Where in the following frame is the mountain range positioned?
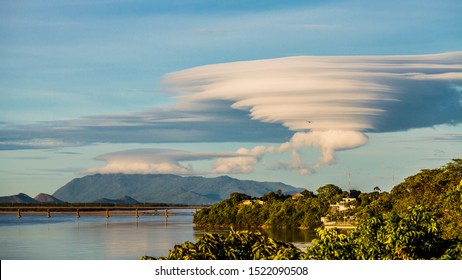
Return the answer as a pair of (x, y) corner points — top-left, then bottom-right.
(0, 193), (63, 204)
(50, 174), (302, 204)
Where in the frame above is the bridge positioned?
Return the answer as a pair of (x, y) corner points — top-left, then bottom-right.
(0, 205), (209, 220)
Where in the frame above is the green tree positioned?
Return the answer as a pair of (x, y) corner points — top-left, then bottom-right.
(143, 229), (304, 260)
(355, 191), (392, 221)
(301, 189), (315, 198)
(316, 184), (343, 204)
(306, 206), (462, 260)
(229, 192), (252, 203)
(390, 159), (462, 240)
(349, 189), (361, 199)
(261, 191), (278, 202)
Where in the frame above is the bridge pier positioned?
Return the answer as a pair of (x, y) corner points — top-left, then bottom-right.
(46, 208), (51, 218)
(17, 209), (21, 219)
(164, 209), (169, 223)
(76, 209), (80, 219)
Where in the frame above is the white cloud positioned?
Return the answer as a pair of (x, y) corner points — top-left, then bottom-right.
(164, 52), (462, 132)
(285, 131), (369, 164)
(84, 161), (192, 175)
(3, 52), (462, 176)
(267, 130), (369, 173)
(211, 156), (258, 174)
(83, 149), (195, 175)
(4, 52), (461, 149)
(82, 148), (263, 175)
(211, 146), (266, 174)
(162, 52), (462, 172)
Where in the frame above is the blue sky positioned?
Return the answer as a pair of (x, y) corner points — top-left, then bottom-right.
(1, 0), (461, 197)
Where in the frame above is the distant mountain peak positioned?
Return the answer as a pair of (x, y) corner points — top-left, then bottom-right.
(52, 174), (303, 204)
(34, 193), (63, 203)
(0, 193), (38, 204)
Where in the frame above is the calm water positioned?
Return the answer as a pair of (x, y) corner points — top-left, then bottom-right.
(0, 211), (315, 260)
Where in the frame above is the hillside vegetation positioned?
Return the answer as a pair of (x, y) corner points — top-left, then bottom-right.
(148, 159), (462, 260)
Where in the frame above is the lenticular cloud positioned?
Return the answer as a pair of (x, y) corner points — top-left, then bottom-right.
(82, 148), (264, 175)
(163, 52), (462, 172)
(164, 52), (462, 132)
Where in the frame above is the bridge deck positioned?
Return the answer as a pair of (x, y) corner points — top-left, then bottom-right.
(0, 205), (208, 218)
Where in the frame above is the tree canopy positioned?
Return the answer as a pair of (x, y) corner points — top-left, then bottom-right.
(306, 206), (462, 260)
(145, 159), (462, 260)
(142, 229), (303, 260)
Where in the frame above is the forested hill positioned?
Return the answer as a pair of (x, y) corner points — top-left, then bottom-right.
(153, 160), (462, 260)
(364, 158), (462, 240)
(52, 174), (302, 204)
(194, 159), (462, 240)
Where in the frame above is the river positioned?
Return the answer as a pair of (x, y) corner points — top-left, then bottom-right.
(0, 211), (316, 260)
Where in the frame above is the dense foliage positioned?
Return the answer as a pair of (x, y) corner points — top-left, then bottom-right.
(142, 229), (303, 260)
(193, 187), (341, 229)
(355, 159), (462, 240)
(145, 160), (462, 260)
(145, 206), (462, 260)
(307, 206), (462, 260)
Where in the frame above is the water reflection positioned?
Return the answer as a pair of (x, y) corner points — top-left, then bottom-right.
(193, 226), (317, 244)
(0, 213), (196, 260)
(0, 212), (316, 260)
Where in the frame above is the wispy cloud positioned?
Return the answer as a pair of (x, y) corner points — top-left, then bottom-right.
(0, 138), (82, 150)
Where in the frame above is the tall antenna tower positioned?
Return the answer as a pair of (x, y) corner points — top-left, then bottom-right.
(348, 172), (351, 189)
